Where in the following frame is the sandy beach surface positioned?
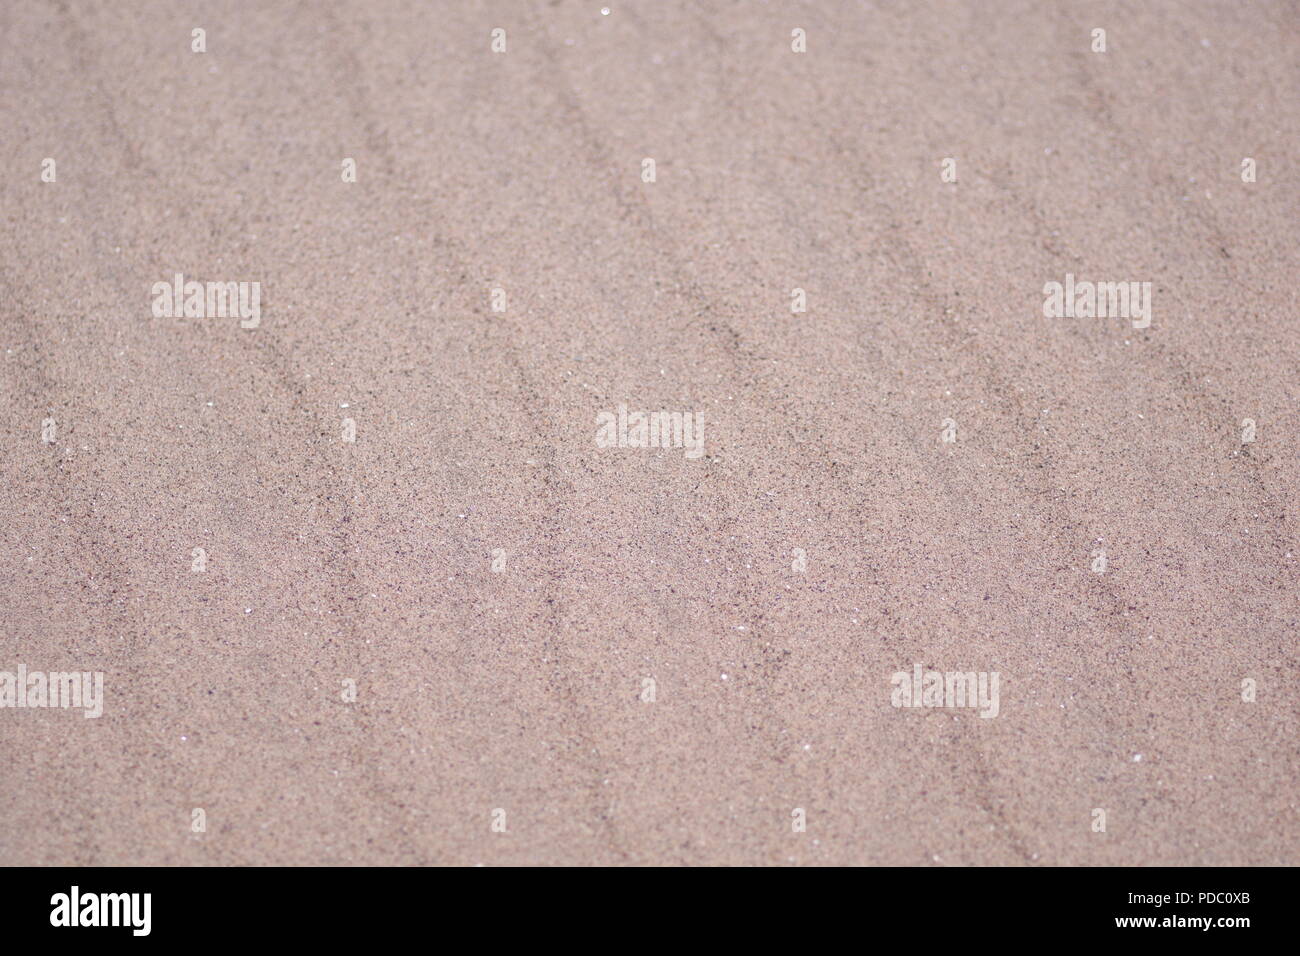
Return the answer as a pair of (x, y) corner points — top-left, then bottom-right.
(1, 0), (1297, 865)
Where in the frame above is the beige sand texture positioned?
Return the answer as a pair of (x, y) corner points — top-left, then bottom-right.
(1, 0), (1297, 866)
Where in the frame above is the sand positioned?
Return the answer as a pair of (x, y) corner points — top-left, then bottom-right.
(1, 0), (1297, 866)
